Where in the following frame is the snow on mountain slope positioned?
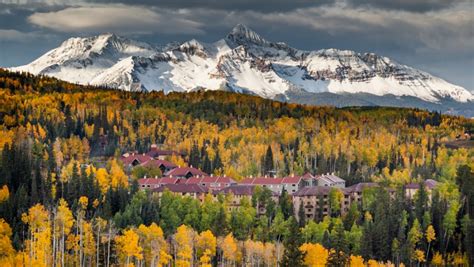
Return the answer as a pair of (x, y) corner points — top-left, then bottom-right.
(11, 24), (474, 105)
(12, 33), (157, 84)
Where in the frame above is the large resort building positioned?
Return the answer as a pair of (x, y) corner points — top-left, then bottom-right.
(126, 145), (439, 221)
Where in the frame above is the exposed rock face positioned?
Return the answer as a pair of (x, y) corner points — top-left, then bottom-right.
(12, 24), (473, 112)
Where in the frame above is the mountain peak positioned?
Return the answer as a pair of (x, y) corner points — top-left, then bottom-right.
(226, 24), (269, 46)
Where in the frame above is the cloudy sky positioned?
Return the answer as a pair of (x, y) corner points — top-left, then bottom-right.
(0, 0), (472, 90)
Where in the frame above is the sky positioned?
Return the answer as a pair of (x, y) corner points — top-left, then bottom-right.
(0, 0), (473, 90)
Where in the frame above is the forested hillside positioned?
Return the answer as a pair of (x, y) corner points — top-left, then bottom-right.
(0, 69), (472, 266)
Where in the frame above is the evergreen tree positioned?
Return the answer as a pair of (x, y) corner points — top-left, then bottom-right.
(328, 219), (349, 266)
(279, 189), (294, 220)
(263, 145), (274, 176)
(298, 201), (306, 227)
(212, 150), (223, 173)
(281, 216), (304, 267)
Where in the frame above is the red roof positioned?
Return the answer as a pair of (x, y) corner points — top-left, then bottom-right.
(138, 178), (162, 186)
(164, 167), (207, 177)
(120, 153), (153, 166)
(282, 175), (303, 184)
(140, 159), (177, 169)
(183, 176), (237, 190)
(301, 173), (315, 180)
(138, 177), (178, 186)
(241, 177), (284, 185)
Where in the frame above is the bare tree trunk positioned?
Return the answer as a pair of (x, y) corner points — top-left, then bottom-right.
(96, 223), (101, 267)
(107, 223), (112, 267)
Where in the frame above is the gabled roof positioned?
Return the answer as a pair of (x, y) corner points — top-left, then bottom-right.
(293, 186), (333, 196)
(138, 177), (178, 186)
(164, 166), (208, 177)
(140, 159), (177, 169)
(405, 179), (438, 190)
(315, 173), (345, 184)
(282, 175), (303, 184)
(185, 176), (237, 185)
(301, 173), (315, 180)
(120, 153), (153, 166)
(146, 148), (181, 158)
(241, 177), (284, 185)
(153, 184), (209, 194)
(345, 182), (379, 193)
(138, 178), (162, 186)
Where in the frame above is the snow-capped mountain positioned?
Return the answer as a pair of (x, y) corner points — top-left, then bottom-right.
(12, 24), (474, 112)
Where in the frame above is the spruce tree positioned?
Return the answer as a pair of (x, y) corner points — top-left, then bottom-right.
(298, 201), (306, 227)
(281, 216), (304, 267)
(263, 145), (274, 176)
(328, 219), (349, 266)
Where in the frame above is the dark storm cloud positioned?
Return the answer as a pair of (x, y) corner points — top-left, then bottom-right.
(85, 0), (335, 12)
(346, 0), (465, 12)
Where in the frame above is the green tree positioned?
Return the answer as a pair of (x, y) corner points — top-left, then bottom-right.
(281, 216), (304, 267)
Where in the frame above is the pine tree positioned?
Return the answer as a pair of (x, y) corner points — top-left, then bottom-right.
(328, 219), (349, 266)
(281, 216), (304, 267)
(263, 145), (274, 176)
(298, 201), (306, 227)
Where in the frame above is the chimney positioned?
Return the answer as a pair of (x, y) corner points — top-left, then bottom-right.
(211, 174), (213, 177)
(155, 176), (158, 179)
(143, 153), (145, 156)
(144, 175), (147, 179)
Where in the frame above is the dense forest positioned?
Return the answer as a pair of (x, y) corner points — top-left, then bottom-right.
(0, 69), (473, 266)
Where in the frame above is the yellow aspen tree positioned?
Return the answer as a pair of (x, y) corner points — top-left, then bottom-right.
(109, 159), (128, 189)
(367, 259), (381, 267)
(0, 185), (9, 203)
(425, 225), (436, 260)
(349, 255), (365, 267)
(413, 249), (426, 265)
(431, 251), (443, 266)
(81, 221), (95, 265)
(174, 225), (194, 267)
(137, 223), (170, 267)
(263, 242), (275, 266)
(199, 249), (212, 267)
(299, 243), (329, 267)
(115, 229), (143, 266)
(22, 204), (52, 267)
(95, 168), (110, 194)
(196, 230), (216, 261)
(53, 198), (74, 267)
(94, 217), (107, 267)
(220, 233), (238, 266)
(0, 219), (15, 265)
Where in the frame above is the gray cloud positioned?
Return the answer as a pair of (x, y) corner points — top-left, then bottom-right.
(28, 4), (204, 34)
(84, 0), (335, 12)
(345, 0), (466, 12)
(0, 0), (472, 90)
